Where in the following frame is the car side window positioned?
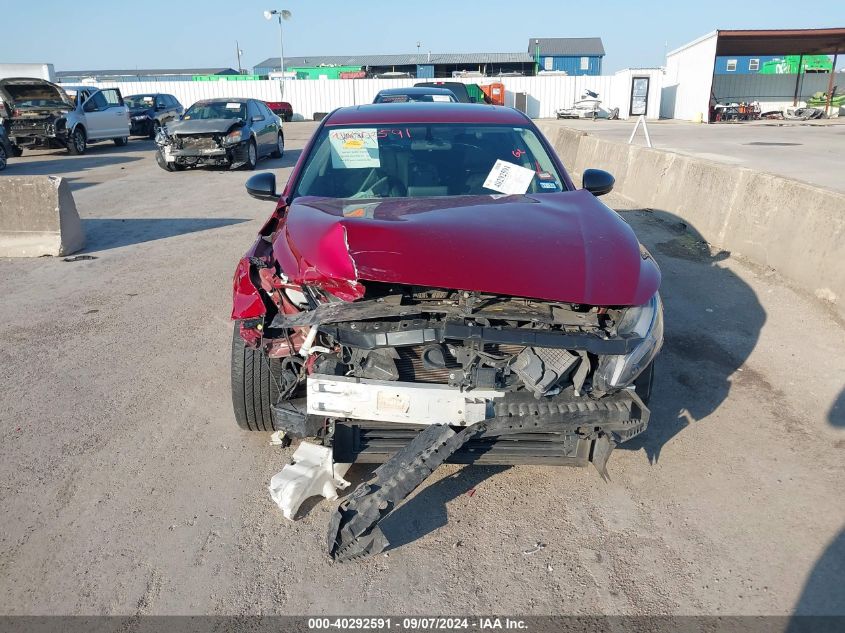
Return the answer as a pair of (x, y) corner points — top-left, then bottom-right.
(247, 101), (262, 120)
(260, 102), (274, 119)
(85, 91), (108, 112)
(100, 89), (122, 108)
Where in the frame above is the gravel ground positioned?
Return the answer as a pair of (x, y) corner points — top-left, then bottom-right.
(0, 123), (842, 616)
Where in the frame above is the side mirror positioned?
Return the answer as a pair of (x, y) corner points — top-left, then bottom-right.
(83, 100), (96, 113)
(245, 172), (279, 202)
(156, 103), (167, 110)
(582, 169), (615, 196)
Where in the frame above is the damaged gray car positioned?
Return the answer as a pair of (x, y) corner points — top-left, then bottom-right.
(155, 98), (283, 171)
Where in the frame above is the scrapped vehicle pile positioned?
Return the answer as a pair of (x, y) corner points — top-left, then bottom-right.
(230, 103), (664, 561)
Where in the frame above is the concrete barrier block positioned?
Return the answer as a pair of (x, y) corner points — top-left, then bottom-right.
(574, 136), (632, 191)
(553, 127), (587, 172)
(619, 146), (677, 210)
(726, 171), (845, 309)
(649, 156), (745, 242)
(0, 176), (85, 257)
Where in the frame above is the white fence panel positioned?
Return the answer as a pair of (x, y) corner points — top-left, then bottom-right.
(82, 73), (663, 121)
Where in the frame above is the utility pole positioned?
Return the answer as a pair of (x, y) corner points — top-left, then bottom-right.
(235, 41), (243, 74)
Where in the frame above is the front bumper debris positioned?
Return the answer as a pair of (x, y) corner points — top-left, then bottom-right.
(269, 442), (351, 520)
(321, 388), (648, 561)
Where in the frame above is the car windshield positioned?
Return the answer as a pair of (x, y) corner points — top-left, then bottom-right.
(4, 84), (71, 108)
(184, 101), (246, 120)
(293, 123), (565, 199)
(125, 95), (156, 108)
(375, 93), (456, 103)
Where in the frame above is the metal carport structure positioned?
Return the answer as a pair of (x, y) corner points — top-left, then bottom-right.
(661, 28), (845, 121)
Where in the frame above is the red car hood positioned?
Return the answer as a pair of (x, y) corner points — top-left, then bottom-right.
(272, 191), (660, 306)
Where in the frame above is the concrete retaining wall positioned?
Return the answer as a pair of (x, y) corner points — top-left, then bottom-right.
(0, 176), (85, 257)
(538, 122), (845, 319)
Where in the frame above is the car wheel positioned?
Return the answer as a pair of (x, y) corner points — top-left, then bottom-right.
(0, 144), (7, 171)
(270, 132), (284, 158)
(284, 113), (293, 122)
(231, 324), (281, 431)
(633, 361), (655, 406)
(155, 149), (185, 172)
(113, 136), (128, 147)
(67, 127), (86, 155)
(149, 120), (161, 140)
(11, 145), (23, 157)
(243, 139), (258, 170)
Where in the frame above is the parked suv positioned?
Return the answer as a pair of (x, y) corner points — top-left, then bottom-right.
(0, 78), (130, 155)
(125, 93), (183, 138)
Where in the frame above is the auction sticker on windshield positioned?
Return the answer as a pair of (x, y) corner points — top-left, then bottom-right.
(329, 128), (381, 169)
(483, 159), (535, 195)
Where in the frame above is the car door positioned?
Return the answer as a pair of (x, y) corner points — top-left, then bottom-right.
(163, 95), (180, 122)
(169, 95), (184, 118)
(99, 88), (129, 137)
(258, 102), (279, 151)
(246, 101), (266, 155)
(82, 91), (110, 139)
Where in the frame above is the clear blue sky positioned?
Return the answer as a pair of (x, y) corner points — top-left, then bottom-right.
(4, 0), (844, 72)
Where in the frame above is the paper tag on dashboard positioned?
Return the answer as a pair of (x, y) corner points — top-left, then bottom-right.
(482, 159), (535, 195)
(329, 128), (381, 169)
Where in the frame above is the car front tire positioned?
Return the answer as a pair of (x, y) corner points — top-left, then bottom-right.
(67, 127), (86, 155)
(242, 139), (258, 170)
(634, 361), (655, 406)
(0, 144), (7, 171)
(155, 149), (184, 172)
(231, 324), (280, 431)
(113, 137), (128, 147)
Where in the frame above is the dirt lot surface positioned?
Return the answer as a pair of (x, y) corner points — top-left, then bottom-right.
(0, 123), (843, 616)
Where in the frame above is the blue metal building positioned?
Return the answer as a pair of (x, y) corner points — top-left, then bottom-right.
(529, 37), (605, 76)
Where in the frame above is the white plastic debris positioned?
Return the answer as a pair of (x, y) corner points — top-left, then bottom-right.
(269, 442), (351, 520)
(269, 430), (287, 446)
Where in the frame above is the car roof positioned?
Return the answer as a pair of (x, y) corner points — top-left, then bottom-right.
(376, 87), (456, 96)
(193, 98), (251, 104)
(326, 103), (528, 126)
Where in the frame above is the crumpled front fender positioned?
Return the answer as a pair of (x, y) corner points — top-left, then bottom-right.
(231, 257), (266, 320)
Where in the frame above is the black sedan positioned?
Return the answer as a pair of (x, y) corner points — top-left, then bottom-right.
(125, 93), (184, 138)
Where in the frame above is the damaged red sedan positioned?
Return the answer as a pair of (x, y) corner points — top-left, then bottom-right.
(230, 103), (663, 561)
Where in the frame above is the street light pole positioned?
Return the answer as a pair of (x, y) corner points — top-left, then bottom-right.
(264, 9), (291, 96)
(276, 14), (284, 82)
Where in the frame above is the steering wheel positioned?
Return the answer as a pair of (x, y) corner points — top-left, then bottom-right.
(350, 168), (405, 199)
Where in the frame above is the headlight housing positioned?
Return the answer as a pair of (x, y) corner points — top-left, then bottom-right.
(593, 293), (663, 392)
(224, 129), (244, 145)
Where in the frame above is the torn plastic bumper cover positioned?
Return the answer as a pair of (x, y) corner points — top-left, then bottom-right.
(327, 390), (648, 562)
